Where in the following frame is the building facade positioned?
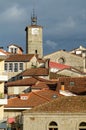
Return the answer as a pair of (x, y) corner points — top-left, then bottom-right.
(5, 54), (38, 80)
(0, 54), (8, 129)
(23, 96), (86, 130)
(44, 49), (86, 72)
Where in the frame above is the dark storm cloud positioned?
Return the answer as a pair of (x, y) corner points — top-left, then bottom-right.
(0, 0), (86, 54)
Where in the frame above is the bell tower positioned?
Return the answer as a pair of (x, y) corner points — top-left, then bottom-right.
(25, 10), (43, 58)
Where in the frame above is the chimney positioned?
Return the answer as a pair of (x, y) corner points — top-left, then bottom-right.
(61, 82), (65, 91)
(45, 58), (50, 69)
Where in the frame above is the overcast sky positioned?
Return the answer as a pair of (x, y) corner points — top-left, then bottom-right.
(0, 0), (86, 55)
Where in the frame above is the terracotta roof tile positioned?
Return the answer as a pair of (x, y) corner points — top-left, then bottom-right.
(4, 89), (61, 108)
(58, 77), (86, 94)
(49, 61), (70, 69)
(27, 96), (86, 113)
(20, 68), (49, 76)
(32, 81), (49, 89)
(0, 49), (10, 55)
(69, 86), (86, 94)
(37, 58), (45, 63)
(6, 77), (38, 86)
(6, 77), (57, 90)
(5, 54), (35, 62)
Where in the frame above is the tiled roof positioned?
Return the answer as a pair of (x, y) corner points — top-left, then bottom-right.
(49, 61), (70, 69)
(37, 58), (45, 63)
(19, 68), (49, 76)
(4, 89), (60, 108)
(58, 77), (86, 94)
(6, 77), (38, 87)
(56, 67), (86, 74)
(44, 50), (83, 59)
(6, 77), (57, 90)
(5, 54), (35, 62)
(27, 96), (86, 113)
(31, 80), (57, 90)
(32, 81), (49, 89)
(0, 49), (10, 55)
(58, 77), (86, 83)
(69, 86), (86, 94)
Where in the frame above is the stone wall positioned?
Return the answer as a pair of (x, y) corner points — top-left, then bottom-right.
(44, 50), (84, 71)
(23, 112), (86, 130)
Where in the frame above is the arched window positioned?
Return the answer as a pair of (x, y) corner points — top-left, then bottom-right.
(48, 121), (58, 130)
(79, 122), (86, 130)
(58, 57), (65, 64)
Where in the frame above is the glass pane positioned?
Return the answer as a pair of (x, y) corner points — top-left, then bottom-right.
(5, 63), (7, 70)
(9, 63), (13, 71)
(70, 81), (75, 86)
(14, 63), (18, 72)
(19, 63), (23, 70)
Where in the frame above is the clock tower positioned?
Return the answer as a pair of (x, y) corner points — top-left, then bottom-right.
(25, 10), (43, 58)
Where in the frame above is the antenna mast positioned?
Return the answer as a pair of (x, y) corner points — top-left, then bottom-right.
(31, 9), (37, 25)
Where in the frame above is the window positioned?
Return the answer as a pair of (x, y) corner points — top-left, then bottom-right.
(14, 48), (17, 53)
(79, 122), (86, 130)
(48, 121), (58, 130)
(70, 81), (75, 86)
(10, 48), (17, 54)
(14, 63), (18, 72)
(58, 57), (65, 64)
(35, 50), (37, 54)
(4, 63), (8, 71)
(10, 48), (13, 53)
(9, 63), (13, 71)
(19, 63), (23, 71)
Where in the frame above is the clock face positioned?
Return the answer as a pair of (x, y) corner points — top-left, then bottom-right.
(32, 28), (39, 35)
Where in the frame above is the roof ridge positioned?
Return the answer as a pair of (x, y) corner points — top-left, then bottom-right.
(44, 50), (82, 59)
(32, 91), (50, 101)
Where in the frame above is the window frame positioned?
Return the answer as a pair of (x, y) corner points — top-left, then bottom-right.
(9, 63), (13, 72)
(14, 48), (17, 54)
(69, 81), (75, 86)
(10, 48), (13, 53)
(48, 121), (58, 130)
(19, 63), (23, 71)
(14, 63), (18, 72)
(4, 63), (8, 71)
(79, 122), (86, 130)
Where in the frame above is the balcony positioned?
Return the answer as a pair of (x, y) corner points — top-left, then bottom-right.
(0, 94), (7, 105)
(0, 71), (8, 82)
